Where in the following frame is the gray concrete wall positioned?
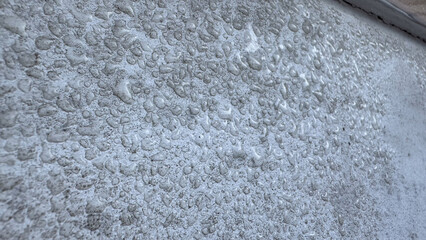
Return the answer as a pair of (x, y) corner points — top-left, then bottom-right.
(0, 0), (425, 239)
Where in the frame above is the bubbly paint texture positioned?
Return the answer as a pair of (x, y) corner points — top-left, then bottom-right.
(0, 0), (425, 239)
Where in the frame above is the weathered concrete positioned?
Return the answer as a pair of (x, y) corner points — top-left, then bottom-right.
(0, 0), (425, 239)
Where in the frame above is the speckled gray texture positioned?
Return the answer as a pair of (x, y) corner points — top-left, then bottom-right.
(343, 0), (426, 41)
(0, 0), (425, 239)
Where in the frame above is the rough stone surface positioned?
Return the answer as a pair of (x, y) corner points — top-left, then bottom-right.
(0, 0), (425, 239)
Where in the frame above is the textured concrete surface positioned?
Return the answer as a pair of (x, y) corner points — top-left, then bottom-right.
(343, 0), (426, 41)
(0, 0), (425, 239)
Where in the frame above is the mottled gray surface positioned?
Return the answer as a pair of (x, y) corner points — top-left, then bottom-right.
(343, 0), (426, 41)
(0, 0), (425, 239)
